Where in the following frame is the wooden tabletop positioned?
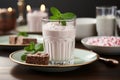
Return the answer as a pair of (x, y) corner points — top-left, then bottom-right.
(0, 41), (120, 80)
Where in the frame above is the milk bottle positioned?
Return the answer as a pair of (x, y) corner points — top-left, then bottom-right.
(96, 6), (117, 36)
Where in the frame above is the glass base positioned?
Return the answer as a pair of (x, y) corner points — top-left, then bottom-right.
(50, 59), (74, 65)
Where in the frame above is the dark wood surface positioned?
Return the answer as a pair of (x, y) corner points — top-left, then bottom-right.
(0, 40), (120, 80)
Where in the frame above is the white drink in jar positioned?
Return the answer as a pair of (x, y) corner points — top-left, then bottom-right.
(96, 6), (117, 36)
(42, 20), (76, 65)
(96, 15), (116, 36)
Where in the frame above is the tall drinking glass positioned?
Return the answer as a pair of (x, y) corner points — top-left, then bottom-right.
(96, 6), (117, 36)
(42, 19), (76, 65)
(116, 10), (120, 36)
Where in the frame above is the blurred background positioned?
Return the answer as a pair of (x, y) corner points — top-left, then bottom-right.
(1, 0), (120, 19)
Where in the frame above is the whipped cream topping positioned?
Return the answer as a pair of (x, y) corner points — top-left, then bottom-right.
(42, 22), (75, 38)
(43, 22), (75, 31)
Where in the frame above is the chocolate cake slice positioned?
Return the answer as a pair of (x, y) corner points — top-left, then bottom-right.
(9, 35), (17, 44)
(9, 35), (37, 44)
(26, 52), (49, 65)
(16, 36), (37, 44)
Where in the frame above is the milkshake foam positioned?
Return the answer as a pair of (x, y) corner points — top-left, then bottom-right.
(42, 22), (75, 64)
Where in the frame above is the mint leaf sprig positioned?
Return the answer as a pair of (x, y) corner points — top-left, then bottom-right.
(21, 42), (44, 61)
(50, 7), (76, 26)
(17, 32), (28, 37)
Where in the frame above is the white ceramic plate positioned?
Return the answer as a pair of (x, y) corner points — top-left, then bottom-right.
(9, 48), (98, 72)
(0, 34), (43, 47)
(81, 36), (120, 55)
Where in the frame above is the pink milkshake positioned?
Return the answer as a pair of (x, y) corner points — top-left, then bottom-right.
(42, 19), (76, 65)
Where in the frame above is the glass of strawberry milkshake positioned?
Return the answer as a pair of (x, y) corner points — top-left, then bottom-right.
(42, 18), (76, 65)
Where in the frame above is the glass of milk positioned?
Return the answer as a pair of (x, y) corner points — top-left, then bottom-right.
(42, 19), (76, 65)
(96, 6), (117, 36)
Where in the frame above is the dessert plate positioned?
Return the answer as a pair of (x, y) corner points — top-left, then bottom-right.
(16, 25), (42, 34)
(9, 48), (98, 72)
(0, 34), (43, 47)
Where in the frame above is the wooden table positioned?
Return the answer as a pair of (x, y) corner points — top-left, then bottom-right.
(0, 41), (120, 80)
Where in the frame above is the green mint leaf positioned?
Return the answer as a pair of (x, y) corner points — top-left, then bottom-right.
(61, 21), (66, 26)
(61, 12), (76, 19)
(50, 16), (59, 20)
(24, 42), (35, 51)
(21, 54), (27, 61)
(24, 46), (32, 51)
(17, 32), (28, 37)
(35, 43), (44, 51)
(29, 51), (36, 54)
(50, 7), (61, 16)
(22, 42), (44, 61)
(50, 7), (76, 26)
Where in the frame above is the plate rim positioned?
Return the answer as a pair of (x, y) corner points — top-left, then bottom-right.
(9, 48), (99, 68)
(16, 25), (42, 34)
(0, 34), (43, 47)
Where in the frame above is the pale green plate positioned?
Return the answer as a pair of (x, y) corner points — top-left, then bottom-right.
(0, 34), (43, 46)
(16, 25), (42, 34)
(9, 48), (98, 72)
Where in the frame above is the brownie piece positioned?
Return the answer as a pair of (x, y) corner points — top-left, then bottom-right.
(9, 35), (37, 44)
(16, 36), (37, 44)
(9, 35), (17, 44)
(26, 52), (49, 65)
